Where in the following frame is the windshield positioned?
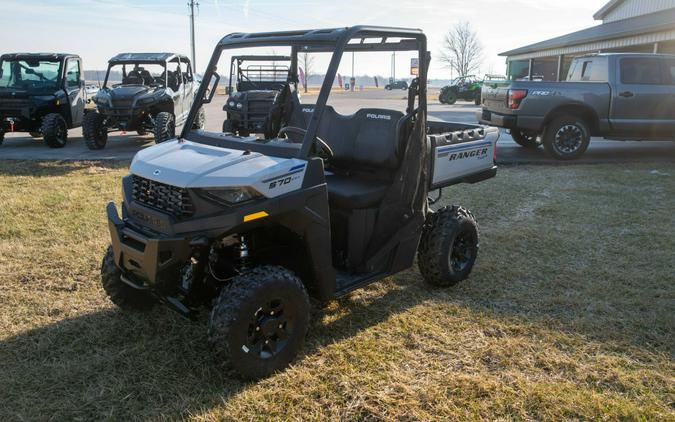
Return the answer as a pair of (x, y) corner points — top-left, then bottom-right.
(0, 59), (61, 91)
(105, 63), (167, 88)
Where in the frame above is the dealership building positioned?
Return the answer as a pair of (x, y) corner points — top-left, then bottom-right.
(501, 0), (675, 81)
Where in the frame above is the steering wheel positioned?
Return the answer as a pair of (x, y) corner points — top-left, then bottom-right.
(278, 126), (334, 160)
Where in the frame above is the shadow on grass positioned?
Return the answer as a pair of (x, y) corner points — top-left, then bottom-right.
(1, 266), (672, 420)
(0, 160), (129, 177)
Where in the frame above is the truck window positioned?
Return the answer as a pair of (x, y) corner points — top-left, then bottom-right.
(620, 58), (662, 85)
(665, 60), (675, 85)
(65, 59), (80, 88)
(581, 61), (593, 81)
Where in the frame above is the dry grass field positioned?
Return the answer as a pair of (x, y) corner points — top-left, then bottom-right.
(0, 161), (673, 421)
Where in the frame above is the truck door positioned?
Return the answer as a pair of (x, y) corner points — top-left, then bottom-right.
(612, 57), (671, 137)
(64, 58), (85, 127)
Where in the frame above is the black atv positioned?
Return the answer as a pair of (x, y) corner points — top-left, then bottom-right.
(222, 55), (293, 136)
(438, 75), (482, 105)
(83, 53), (205, 149)
(0, 53), (87, 148)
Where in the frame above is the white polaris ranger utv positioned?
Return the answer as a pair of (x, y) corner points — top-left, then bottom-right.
(102, 26), (499, 379)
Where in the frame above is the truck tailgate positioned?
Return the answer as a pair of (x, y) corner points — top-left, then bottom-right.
(428, 121), (498, 190)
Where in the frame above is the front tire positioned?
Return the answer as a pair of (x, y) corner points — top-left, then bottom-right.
(41, 113), (68, 148)
(154, 112), (175, 143)
(83, 112), (108, 150)
(510, 129), (540, 149)
(222, 119), (233, 133)
(208, 265), (310, 380)
(542, 114), (591, 160)
(444, 91), (457, 105)
(101, 246), (154, 310)
(192, 107), (206, 130)
(418, 206), (479, 287)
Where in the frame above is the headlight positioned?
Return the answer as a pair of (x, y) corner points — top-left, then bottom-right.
(203, 187), (261, 205)
(236, 103), (243, 110)
(228, 101), (236, 107)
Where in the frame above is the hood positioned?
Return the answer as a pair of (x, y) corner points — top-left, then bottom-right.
(109, 85), (153, 99)
(129, 139), (306, 191)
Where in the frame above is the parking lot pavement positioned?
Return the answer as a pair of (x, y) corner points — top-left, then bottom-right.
(1, 90), (674, 164)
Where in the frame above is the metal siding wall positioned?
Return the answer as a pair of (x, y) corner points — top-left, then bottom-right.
(604, 0), (675, 22)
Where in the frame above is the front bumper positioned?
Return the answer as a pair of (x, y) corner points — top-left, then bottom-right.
(107, 202), (191, 286)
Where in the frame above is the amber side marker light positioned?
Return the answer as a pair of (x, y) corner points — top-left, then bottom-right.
(243, 211), (269, 222)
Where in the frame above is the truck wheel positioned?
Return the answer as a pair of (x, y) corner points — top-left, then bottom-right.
(418, 206), (479, 287)
(208, 265), (310, 380)
(29, 132), (42, 138)
(154, 112), (175, 143)
(543, 114), (590, 160)
(510, 130), (540, 149)
(83, 112), (108, 150)
(192, 106), (206, 130)
(101, 246), (154, 310)
(41, 113), (68, 148)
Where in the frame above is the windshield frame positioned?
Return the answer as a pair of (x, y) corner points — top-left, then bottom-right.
(0, 57), (63, 92)
(182, 26), (428, 160)
(103, 60), (169, 88)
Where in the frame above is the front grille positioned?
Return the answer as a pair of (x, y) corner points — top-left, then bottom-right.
(112, 99), (134, 108)
(131, 175), (194, 218)
(0, 99), (31, 109)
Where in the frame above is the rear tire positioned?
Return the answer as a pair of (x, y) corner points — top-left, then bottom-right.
(510, 130), (540, 149)
(208, 265), (310, 380)
(154, 112), (175, 143)
(83, 112), (108, 150)
(192, 107), (206, 130)
(222, 119), (233, 133)
(101, 246), (154, 310)
(29, 132), (42, 138)
(41, 113), (68, 148)
(418, 206), (479, 287)
(542, 114), (590, 160)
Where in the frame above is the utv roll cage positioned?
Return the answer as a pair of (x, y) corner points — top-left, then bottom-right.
(227, 55), (294, 93)
(184, 26), (427, 158)
(103, 52), (191, 89)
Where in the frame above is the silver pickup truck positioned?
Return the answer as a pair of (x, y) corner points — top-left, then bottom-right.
(478, 53), (675, 159)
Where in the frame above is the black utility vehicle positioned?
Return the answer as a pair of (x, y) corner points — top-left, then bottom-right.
(101, 26), (498, 380)
(84, 53), (205, 149)
(385, 80), (408, 90)
(479, 53), (675, 159)
(222, 55), (294, 136)
(0, 53), (86, 148)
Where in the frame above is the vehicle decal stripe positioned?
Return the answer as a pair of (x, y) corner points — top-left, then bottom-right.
(289, 163), (306, 171)
(261, 167), (305, 183)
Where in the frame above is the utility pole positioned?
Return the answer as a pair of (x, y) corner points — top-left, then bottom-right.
(188, 0), (198, 71)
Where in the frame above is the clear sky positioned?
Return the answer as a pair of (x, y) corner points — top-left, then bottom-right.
(1, 0), (608, 79)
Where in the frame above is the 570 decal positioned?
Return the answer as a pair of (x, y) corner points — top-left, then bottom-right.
(268, 176), (293, 189)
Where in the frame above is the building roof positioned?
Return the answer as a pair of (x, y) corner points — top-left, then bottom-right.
(500, 8), (675, 57)
(593, 0), (623, 20)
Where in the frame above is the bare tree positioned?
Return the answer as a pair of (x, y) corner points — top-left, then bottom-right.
(299, 52), (315, 93)
(439, 22), (483, 77)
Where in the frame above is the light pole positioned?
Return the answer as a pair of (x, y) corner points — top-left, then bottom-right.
(188, 0), (198, 71)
